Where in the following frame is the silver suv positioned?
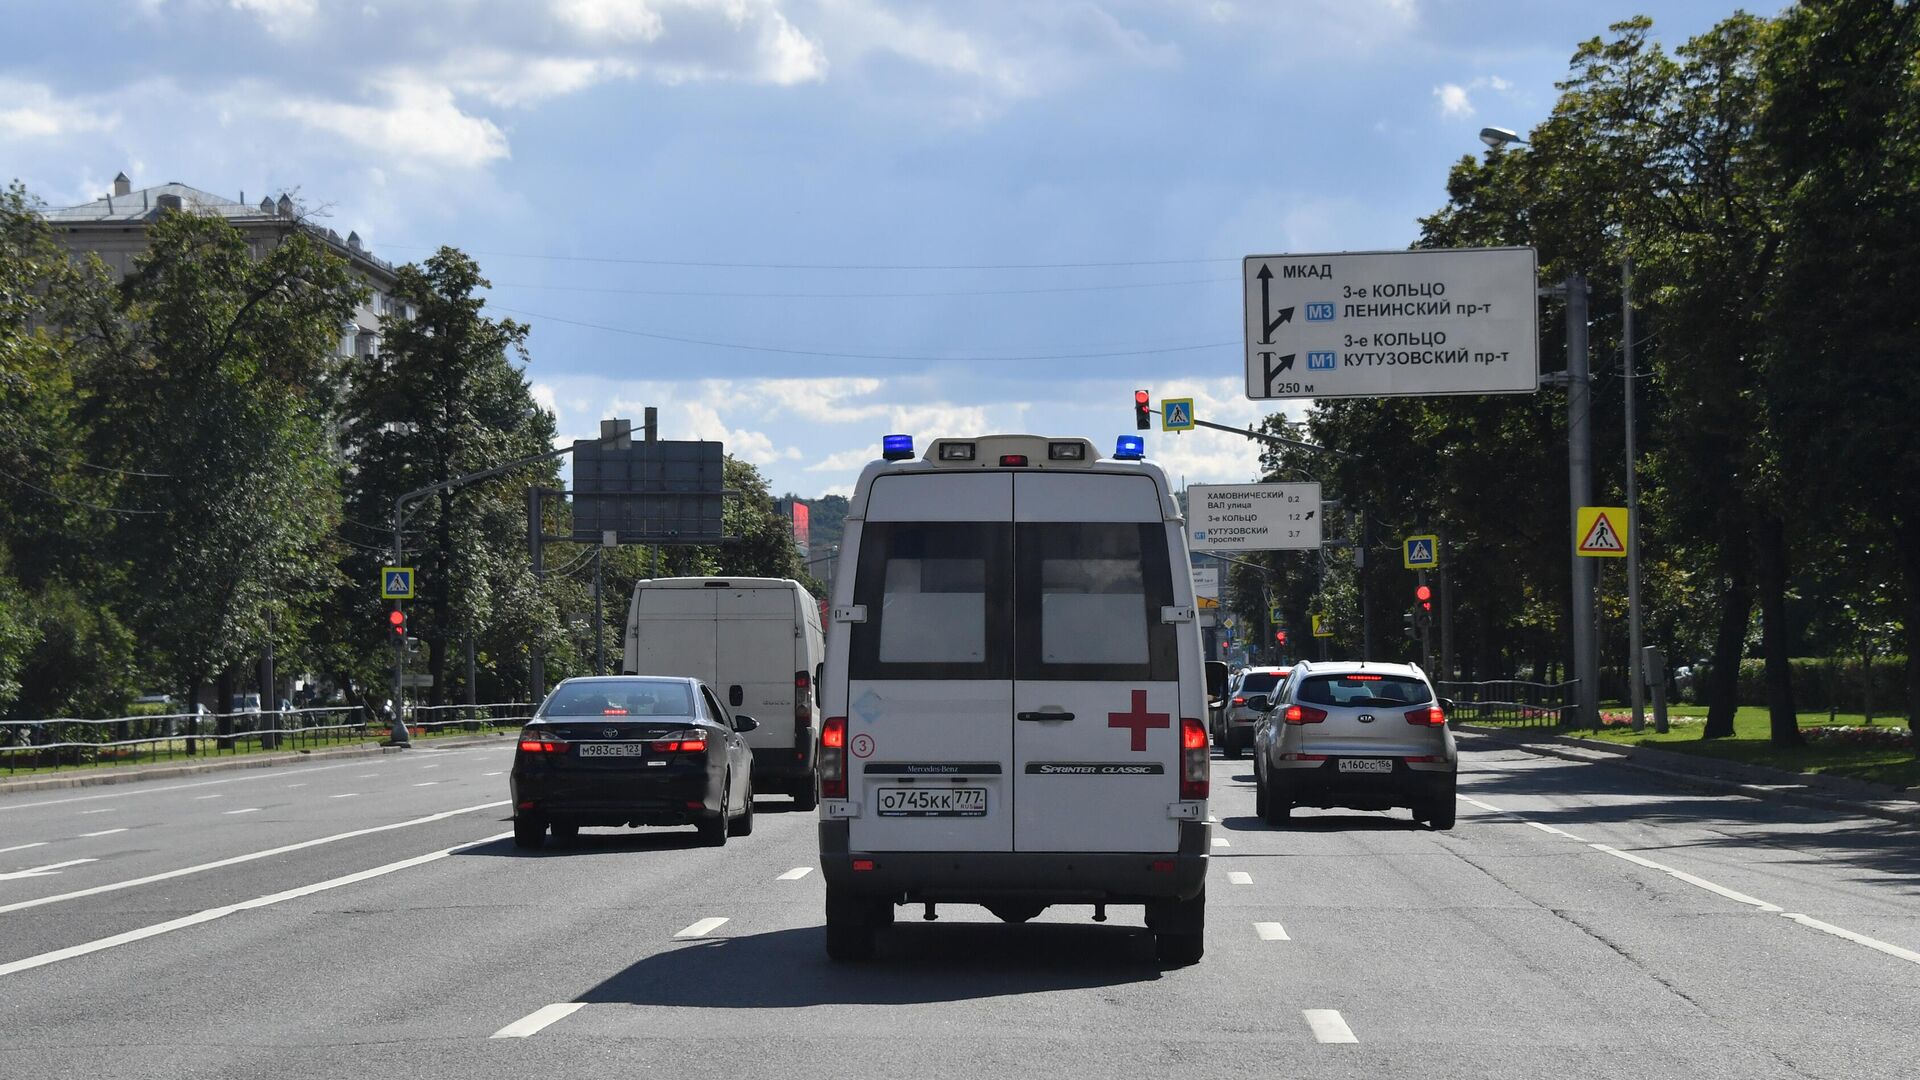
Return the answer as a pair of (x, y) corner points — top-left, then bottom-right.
(1217, 666), (1289, 758)
(1251, 661), (1456, 829)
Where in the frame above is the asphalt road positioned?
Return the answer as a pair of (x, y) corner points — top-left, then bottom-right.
(2, 734), (1915, 1079)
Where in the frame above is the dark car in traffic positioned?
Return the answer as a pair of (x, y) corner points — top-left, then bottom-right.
(510, 676), (757, 849)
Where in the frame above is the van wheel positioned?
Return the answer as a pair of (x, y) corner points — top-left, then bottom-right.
(730, 780), (755, 837)
(1149, 890), (1206, 966)
(825, 887), (878, 962)
(792, 773), (819, 812)
(986, 902), (1046, 924)
(513, 816), (546, 850)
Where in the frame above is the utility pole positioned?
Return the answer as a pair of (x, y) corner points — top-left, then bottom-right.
(591, 545), (605, 677)
(1440, 538), (1455, 682)
(1624, 256), (1646, 731)
(1566, 275), (1599, 727)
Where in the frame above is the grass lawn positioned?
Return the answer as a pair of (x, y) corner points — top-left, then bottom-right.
(1573, 706), (1919, 791)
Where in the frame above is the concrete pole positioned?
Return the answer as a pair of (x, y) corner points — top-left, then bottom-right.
(1624, 257), (1647, 731)
(528, 487), (545, 702)
(592, 546), (605, 677)
(1567, 275), (1599, 727)
(388, 512), (410, 747)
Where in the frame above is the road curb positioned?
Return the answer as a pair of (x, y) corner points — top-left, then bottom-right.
(0, 733), (511, 797)
(1456, 725), (1920, 827)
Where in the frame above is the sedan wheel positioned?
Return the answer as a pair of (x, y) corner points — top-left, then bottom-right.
(697, 782), (730, 847)
(730, 779), (755, 837)
(512, 816), (546, 850)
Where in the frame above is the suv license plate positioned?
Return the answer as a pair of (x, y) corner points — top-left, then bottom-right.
(577, 743), (645, 757)
(1337, 758), (1393, 774)
(876, 787), (987, 817)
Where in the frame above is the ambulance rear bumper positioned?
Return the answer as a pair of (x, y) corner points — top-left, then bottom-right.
(818, 819), (1208, 903)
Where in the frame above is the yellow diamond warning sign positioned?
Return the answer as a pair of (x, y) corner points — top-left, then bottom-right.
(1575, 506), (1628, 558)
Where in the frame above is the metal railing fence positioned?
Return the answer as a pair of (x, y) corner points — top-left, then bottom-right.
(407, 702), (535, 735)
(0, 707), (375, 775)
(1437, 679), (1579, 727)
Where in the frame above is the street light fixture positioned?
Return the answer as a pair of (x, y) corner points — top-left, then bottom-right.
(1479, 127), (1526, 149)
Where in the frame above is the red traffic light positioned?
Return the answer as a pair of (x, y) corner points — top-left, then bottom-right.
(1275, 630), (1288, 644)
(1135, 389), (1150, 405)
(388, 610), (404, 626)
(1415, 585), (1432, 601)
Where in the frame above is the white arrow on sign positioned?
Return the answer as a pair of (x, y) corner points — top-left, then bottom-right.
(0, 858), (97, 882)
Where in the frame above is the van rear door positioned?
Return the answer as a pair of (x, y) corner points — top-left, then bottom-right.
(844, 473), (1013, 855)
(1011, 473), (1182, 854)
(714, 585), (800, 752)
(629, 587), (719, 684)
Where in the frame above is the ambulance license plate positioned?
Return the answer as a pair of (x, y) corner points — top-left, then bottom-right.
(876, 787), (987, 817)
(577, 743), (645, 757)
(1337, 758), (1392, 774)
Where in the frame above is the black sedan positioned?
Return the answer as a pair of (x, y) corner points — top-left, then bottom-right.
(510, 676), (757, 848)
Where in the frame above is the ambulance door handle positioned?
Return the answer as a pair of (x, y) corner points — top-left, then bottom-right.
(1017, 711), (1075, 722)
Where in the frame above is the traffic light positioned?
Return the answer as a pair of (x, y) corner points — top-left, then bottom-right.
(388, 608), (406, 639)
(1275, 629), (1288, 646)
(1403, 611), (1417, 639)
(1134, 389), (1152, 431)
(1414, 585), (1433, 630)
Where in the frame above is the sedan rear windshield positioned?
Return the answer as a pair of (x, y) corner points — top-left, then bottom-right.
(1239, 672), (1282, 694)
(544, 680), (695, 717)
(1296, 674), (1431, 707)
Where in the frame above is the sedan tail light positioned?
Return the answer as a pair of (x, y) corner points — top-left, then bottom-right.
(820, 716), (847, 799)
(648, 728), (708, 754)
(1405, 705), (1446, 726)
(1284, 704), (1327, 725)
(1179, 717), (1208, 800)
(517, 727), (569, 753)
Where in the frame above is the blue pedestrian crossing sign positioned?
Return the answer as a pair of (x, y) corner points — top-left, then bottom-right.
(1161, 398), (1195, 432)
(380, 566), (415, 600)
(1402, 535), (1439, 570)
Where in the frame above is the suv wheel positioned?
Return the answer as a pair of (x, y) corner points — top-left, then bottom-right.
(1422, 793), (1457, 831)
(825, 886), (878, 962)
(1253, 764), (1270, 819)
(1226, 733), (1244, 760)
(1262, 778), (1291, 826)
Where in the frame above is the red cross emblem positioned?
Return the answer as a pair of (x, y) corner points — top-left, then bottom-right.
(1108, 689), (1170, 752)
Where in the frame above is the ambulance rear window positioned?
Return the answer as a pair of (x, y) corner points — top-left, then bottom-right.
(849, 522), (1012, 679)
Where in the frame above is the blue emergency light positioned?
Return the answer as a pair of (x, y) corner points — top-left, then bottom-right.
(882, 434), (915, 461)
(1114, 435), (1144, 460)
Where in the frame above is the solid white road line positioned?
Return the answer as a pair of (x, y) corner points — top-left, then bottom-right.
(0, 859), (98, 882)
(1303, 1009), (1357, 1044)
(0, 832), (510, 978)
(490, 1002), (584, 1039)
(1525, 820), (1587, 841)
(1457, 794), (1504, 813)
(1227, 871), (1253, 885)
(674, 917), (729, 938)
(0, 800), (508, 916)
(223, 808), (260, 815)
(1781, 913), (1920, 966)
(1589, 844), (1784, 912)
(777, 867), (813, 881)
(1254, 922), (1291, 941)
(0, 842), (49, 854)
(1212, 837), (1230, 847)
(79, 829), (127, 837)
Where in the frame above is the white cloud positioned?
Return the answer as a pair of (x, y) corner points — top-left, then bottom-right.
(555, 0), (666, 42)
(277, 81), (510, 169)
(1433, 82), (1472, 118)
(0, 81), (119, 140)
(230, 0), (318, 36)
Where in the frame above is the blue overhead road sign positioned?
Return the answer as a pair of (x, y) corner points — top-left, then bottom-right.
(380, 566), (415, 599)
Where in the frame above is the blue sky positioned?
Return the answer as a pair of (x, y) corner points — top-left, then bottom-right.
(1, 0), (1750, 497)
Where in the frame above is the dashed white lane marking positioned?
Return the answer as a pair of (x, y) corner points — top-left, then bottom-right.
(1227, 871), (1253, 885)
(79, 809), (114, 815)
(490, 1002), (584, 1040)
(223, 808), (260, 815)
(193, 795), (224, 801)
(1212, 837), (1230, 848)
(1589, 844), (1784, 912)
(0, 801), (507, 916)
(1254, 922), (1291, 941)
(80, 829), (127, 838)
(0, 832), (511, 978)
(357, 773), (381, 778)
(286, 783), (307, 789)
(330, 793), (359, 799)
(777, 867), (812, 881)
(414, 782), (439, 787)
(0, 842), (49, 854)
(419, 764), (439, 770)
(483, 771), (504, 777)
(1303, 1009), (1357, 1044)
(0, 859), (98, 882)
(1781, 913), (1920, 966)
(674, 917), (729, 938)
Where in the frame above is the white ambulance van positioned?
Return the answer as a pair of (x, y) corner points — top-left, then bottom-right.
(816, 434), (1213, 965)
(623, 577), (826, 808)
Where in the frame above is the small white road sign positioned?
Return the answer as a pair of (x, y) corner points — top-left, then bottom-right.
(1187, 483), (1322, 552)
(1243, 247), (1539, 400)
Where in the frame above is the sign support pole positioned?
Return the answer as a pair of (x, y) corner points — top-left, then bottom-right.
(1566, 275), (1599, 727)
(1624, 256), (1646, 732)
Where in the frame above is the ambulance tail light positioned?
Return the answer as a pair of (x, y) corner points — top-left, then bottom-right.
(1179, 717), (1209, 800)
(820, 716), (848, 798)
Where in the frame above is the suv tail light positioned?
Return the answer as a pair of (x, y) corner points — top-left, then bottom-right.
(1284, 704), (1327, 725)
(820, 716), (847, 798)
(1232, 696), (1246, 706)
(1179, 717), (1209, 800)
(1405, 705), (1446, 726)
(517, 728), (569, 753)
(648, 728), (708, 754)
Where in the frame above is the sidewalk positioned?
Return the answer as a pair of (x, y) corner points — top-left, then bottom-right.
(1457, 723), (1920, 827)
(0, 732), (511, 797)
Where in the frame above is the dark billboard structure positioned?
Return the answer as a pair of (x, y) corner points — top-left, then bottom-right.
(570, 438), (726, 545)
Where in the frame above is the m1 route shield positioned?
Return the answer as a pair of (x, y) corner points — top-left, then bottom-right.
(1243, 247), (1539, 400)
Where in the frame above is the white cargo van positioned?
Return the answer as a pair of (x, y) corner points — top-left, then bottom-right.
(816, 434), (1213, 965)
(623, 577), (826, 808)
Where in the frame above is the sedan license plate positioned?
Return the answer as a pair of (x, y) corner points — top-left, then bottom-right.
(1337, 758), (1393, 774)
(577, 742), (645, 758)
(876, 787), (987, 817)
